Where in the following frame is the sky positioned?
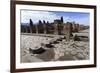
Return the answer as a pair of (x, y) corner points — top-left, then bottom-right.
(21, 10), (90, 25)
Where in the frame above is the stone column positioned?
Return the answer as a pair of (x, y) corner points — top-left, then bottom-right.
(78, 24), (81, 31)
(43, 24), (47, 34)
(35, 25), (38, 34)
(29, 26), (32, 33)
(76, 24), (80, 32)
(63, 22), (72, 41)
(43, 20), (46, 34)
(72, 22), (75, 32)
(25, 26), (28, 33)
(29, 19), (33, 33)
(23, 26), (26, 33)
(54, 24), (58, 35)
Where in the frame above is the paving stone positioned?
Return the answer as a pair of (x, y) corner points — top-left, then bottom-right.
(70, 50), (77, 55)
(76, 53), (84, 59)
(65, 51), (70, 55)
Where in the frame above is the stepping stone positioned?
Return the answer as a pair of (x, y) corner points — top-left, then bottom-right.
(70, 50), (77, 55)
(76, 53), (84, 59)
(29, 47), (46, 54)
(45, 44), (54, 48)
(57, 38), (62, 41)
(65, 51), (70, 55)
(52, 41), (59, 44)
(54, 54), (59, 60)
(73, 56), (78, 60)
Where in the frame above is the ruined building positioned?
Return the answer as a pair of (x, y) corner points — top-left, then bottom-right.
(21, 16), (88, 41)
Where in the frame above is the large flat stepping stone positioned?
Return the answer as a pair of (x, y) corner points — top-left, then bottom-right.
(58, 54), (74, 61)
(76, 53), (85, 60)
(70, 50), (77, 55)
(36, 48), (55, 61)
(29, 47), (46, 54)
(21, 54), (43, 63)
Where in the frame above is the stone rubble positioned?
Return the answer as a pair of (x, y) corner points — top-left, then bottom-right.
(21, 34), (89, 63)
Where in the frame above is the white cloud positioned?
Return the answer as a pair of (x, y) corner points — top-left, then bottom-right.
(21, 10), (89, 25)
(71, 16), (89, 25)
(63, 16), (89, 25)
(21, 10), (61, 24)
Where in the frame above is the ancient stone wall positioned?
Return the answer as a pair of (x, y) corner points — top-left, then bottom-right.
(21, 18), (82, 41)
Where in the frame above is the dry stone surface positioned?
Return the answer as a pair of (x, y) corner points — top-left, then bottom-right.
(21, 34), (89, 63)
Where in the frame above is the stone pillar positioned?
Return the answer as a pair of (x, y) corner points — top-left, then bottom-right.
(36, 25), (38, 34)
(78, 24), (81, 31)
(54, 24), (58, 35)
(63, 22), (72, 41)
(76, 24), (80, 32)
(72, 22), (75, 32)
(29, 26), (32, 33)
(43, 24), (47, 34)
(23, 26), (26, 33)
(43, 20), (47, 34)
(25, 26), (28, 33)
(29, 19), (33, 33)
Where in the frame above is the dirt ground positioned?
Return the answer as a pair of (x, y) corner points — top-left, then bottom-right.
(20, 32), (89, 63)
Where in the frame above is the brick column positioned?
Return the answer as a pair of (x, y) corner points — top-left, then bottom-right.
(63, 22), (72, 41)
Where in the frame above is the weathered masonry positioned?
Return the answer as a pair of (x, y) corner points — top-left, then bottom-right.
(21, 17), (83, 41)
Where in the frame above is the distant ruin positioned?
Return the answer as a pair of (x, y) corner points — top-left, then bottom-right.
(21, 17), (89, 41)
